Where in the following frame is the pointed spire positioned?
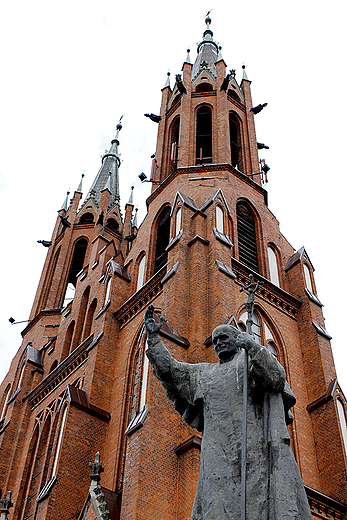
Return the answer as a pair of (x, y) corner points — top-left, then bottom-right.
(84, 121), (122, 210)
(128, 185), (134, 204)
(132, 207), (138, 228)
(185, 49), (191, 63)
(76, 173), (84, 193)
(60, 191), (70, 212)
(242, 64), (249, 80)
(164, 71), (171, 88)
(192, 15), (219, 81)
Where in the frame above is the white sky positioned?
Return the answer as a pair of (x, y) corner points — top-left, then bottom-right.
(0, 1), (346, 396)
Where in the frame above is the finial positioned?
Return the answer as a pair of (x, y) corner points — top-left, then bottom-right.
(242, 64), (249, 80)
(132, 206), (138, 228)
(205, 9), (212, 24)
(115, 115), (123, 140)
(164, 71), (171, 88)
(60, 191), (70, 212)
(128, 185), (134, 205)
(0, 490), (13, 518)
(217, 46), (223, 61)
(185, 49), (191, 63)
(89, 452), (104, 483)
(77, 173), (84, 193)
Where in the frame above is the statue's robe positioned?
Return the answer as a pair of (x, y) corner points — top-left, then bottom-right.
(147, 336), (312, 520)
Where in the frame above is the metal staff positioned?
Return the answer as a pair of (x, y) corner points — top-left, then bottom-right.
(240, 274), (261, 520)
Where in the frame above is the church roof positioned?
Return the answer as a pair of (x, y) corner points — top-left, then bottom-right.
(192, 16), (219, 82)
(84, 122), (122, 210)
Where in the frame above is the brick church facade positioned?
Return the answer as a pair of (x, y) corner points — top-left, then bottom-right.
(0, 17), (346, 520)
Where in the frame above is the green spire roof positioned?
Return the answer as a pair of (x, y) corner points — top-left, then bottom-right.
(85, 121), (122, 209)
(60, 191), (70, 211)
(164, 71), (171, 88)
(132, 207), (138, 228)
(192, 15), (219, 81)
(76, 173), (84, 193)
(128, 185), (134, 204)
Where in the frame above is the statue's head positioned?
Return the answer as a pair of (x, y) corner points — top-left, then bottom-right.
(212, 324), (241, 361)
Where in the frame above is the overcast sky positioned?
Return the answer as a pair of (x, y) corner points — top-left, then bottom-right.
(0, 0), (346, 393)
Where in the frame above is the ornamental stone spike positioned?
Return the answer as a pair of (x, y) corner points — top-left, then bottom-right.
(0, 491), (13, 519)
(164, 71), (171, 88)
(59, 191), (70, 212)
(89, 452), (104, 482)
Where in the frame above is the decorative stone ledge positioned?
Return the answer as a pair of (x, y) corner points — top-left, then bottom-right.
(305, 485), (346, 519)
(312, 321), (332, 340)
(187, 235), (210, 247)
(114, 266), (165, 329)
(166, 230), (183, 252)
(0, 420), (10, 436)
(94, 300), (111, 320)
(215, 260), (237, 279)
(174, 435), (202, 456)
(26, 333), (95, 409)
(125, 404), (149, 436)
(305, 288), (323, 307)
(213, 227), (233, 247)
(307, 378), (337, 413)
(161, 262), (180, 285)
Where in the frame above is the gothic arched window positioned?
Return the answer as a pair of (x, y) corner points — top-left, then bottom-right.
(267, 341), (278, 359)
(303, 264), (313, 292)
(104, 277), (112, 304)
(0, 384), (11, 421)
(83, 298), (97, 340)
(267, 246), (280, 287)
(22, 415), (52, 519)
(337, 399), (347, 457)
(154, 208), (171, 274)
(237, 202), (259, 273)
(105, 218), (119, 233)
(196, 82), (213, 92)
(170, 116), (180, 167)
(229, 112), (243, 171)
(175, 208), (182, 236)
(68, 238), (88, 288)
(61, 320), (75, 361)
(196, 105), (212, 164)
(51, 405), (68, 477)
(72, 286), (90, 350)
(137, 255), (146, 291)
(79, 212), (94, 224)
(216, 206), (224, 234)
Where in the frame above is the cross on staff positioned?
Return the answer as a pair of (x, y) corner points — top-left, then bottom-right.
(239, 273), (263, 520)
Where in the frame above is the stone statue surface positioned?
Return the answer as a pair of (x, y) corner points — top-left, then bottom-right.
(144, 305), (312, 520)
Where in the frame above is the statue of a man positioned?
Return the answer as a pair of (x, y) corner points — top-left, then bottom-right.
(144, 305), (312, 519)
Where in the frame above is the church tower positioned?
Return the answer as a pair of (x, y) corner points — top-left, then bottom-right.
(0, 16), (346, 520)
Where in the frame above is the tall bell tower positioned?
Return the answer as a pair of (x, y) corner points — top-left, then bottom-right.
(0, 16), (346, 520)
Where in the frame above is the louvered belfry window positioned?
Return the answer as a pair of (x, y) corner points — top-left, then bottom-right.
(237, 203), (259, 272)
(196, 105), (212, 164)
(154, 208), (171, 274)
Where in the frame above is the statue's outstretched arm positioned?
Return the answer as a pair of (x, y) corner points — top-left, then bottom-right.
(144, 305), (174, 381)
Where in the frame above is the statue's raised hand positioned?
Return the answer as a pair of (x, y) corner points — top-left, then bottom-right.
(236, 331), (257, 352)
(144, 304), (163, 337)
